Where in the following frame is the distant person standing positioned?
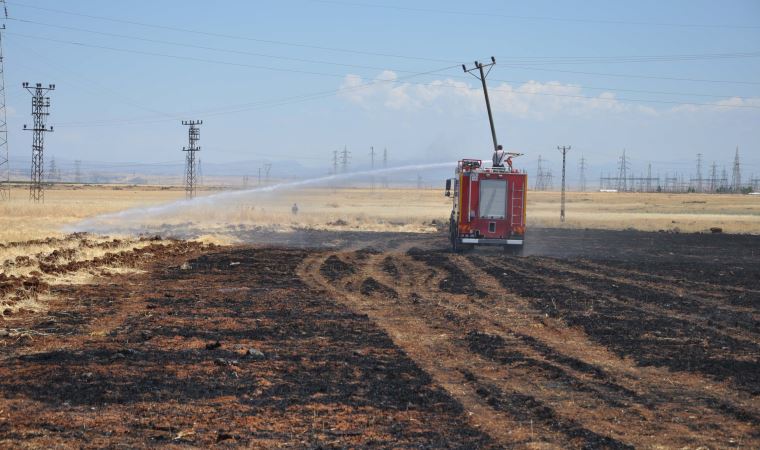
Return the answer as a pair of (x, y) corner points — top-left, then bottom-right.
(291, 203), (299, 215)
(492, 144), (506, 168)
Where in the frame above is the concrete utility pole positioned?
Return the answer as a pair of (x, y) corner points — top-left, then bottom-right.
(558, 145), (571, 222)
(463, 57), (498, 151)
(74, 159), (81, 183)
(382, 147), (388, 188)
(369, 145), (375, 191)
(181, 120), (202, 199)
(23, 82), (55, 202)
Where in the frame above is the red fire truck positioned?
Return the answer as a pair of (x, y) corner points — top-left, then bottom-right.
(445, 159), (527, 253)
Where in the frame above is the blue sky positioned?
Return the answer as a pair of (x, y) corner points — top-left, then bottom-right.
(4, 0), (760, 182)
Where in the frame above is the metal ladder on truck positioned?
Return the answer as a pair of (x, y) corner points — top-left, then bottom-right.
(510, 182), (524, 228)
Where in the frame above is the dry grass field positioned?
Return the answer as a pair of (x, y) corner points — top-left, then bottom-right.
(1, 184), (758, 242)
(2, 184), (758, 447)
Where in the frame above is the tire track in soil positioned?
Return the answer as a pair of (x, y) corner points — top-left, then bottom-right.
(507, 256), (760, 344)
(403, 251), (739, 447)
(301, 248), (643, 448)
(0, 246), (494, 448)
(478, 255), (760, 395)
(471, 254), (759, 433)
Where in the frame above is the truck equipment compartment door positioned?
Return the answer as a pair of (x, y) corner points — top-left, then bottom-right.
(479, 179), (507, 219)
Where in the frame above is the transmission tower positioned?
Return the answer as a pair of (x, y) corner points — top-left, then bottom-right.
(696, 153), (703, 192)
(617, 149), (630, 192)
(558, 146), (571, 222)
(48, 156), (59, 182)
(534, 155), (553, 191)
(709, 162), (717, 192)
(340, 146), (350, 173)
(23, 82), (55, 202)
(721, 167), (728, 191)
(732, 146), (741, 192)
(181, 120), (202, 199)
(0, 2), (9, 200)
(578, 155), (587, 192)
(264, 163), (271, 182)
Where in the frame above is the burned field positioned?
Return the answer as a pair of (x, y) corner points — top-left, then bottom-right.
(0, 228), (758, 448)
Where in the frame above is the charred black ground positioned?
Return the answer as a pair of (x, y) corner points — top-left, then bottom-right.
(0, 227), (758, 448)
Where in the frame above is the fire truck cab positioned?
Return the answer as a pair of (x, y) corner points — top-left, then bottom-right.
(445, 159), (527, 253)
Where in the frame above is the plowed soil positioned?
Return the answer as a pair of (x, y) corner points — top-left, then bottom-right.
(1, 228), (758, 448)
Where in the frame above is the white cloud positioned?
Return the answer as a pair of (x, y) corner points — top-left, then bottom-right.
(339, 71), (760, 120)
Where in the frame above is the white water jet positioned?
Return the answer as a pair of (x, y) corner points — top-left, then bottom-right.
(68, 162), (457, 235)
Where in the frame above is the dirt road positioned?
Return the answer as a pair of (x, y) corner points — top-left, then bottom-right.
(1, 228), (758, 448)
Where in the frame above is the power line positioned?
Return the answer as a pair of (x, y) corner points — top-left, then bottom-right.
(12, 16), (760, 69)
(306, 0), (760, 29)
(10, 32), (758, 129)
(12, 16), (760, 102)
(8, 17), (455, 75)
(5, 1), (456, 63)
(501, 64), (760, 86)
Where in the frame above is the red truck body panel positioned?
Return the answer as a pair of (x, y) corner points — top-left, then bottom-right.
(448, 159), (527, 249)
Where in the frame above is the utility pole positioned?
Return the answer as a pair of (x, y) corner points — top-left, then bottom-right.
(74, 159), (81, 183)
(340, 145), (350, 173)
(382, 147), (388, 188)
(0, 2), (9, 200)
(463, 57), (498, 150)
(181, 120), (202, 199)
(369, 145), (375, 191)
(558, 146), (571, 222)
(578, 155), (587, 192)
(732, 146), (741, 192)
(264, 163), (271, 183)
(23, 82), (55, 202)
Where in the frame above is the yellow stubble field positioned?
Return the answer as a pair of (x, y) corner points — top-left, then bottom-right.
(2, 184), (759, 243)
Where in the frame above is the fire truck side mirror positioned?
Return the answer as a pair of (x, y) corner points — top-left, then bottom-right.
(445, 179), (451, 196)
